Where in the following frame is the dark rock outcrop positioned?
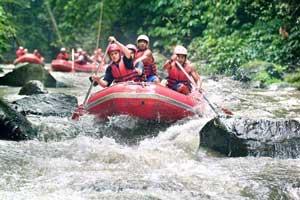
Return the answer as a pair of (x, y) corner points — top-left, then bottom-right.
(18, 80), (48, 95)
(199, 117), (300, 158)
(12, 93), (78, 117)
(0, 63), (58, 87)
(0, 98), (37, 140)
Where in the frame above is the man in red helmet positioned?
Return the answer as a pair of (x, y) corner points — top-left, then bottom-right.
(91, 37), (143, 87)
(56, 47), (69, 60)
(163, 45), (202, 95)
(135, 34), (160, 83)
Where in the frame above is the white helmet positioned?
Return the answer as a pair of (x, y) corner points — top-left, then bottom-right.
(174, 45), (187, 55)
(60, 47), (66, 52)
(19, 46), (24, 50)
(137, 34), (149, 43)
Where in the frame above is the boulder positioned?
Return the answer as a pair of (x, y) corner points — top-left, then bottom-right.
(199, 117), (300, 158)
(11, 93), (78, 117)
(18, 80), (48, 95)
(0, 98), (37, 140)
(0, 63), (60, 87)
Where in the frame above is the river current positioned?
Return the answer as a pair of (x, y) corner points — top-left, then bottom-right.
(0, 65), (299, 199)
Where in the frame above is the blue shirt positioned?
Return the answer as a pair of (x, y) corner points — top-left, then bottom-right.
(103, 56), (134, 86)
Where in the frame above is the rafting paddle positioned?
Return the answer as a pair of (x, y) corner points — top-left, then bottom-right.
(71, 43), (110, 120)
(174, 60), (233, 117)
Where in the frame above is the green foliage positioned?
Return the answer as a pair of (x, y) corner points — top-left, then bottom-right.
(140, 0), (300, 77)
(284, 73), (300, 88)
(0, 5), (15, 53)
(0, 0), (299, 78)
(235, 60), (285, 86)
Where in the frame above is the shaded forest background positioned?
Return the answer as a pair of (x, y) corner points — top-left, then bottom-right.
(0, 0), (299, 85)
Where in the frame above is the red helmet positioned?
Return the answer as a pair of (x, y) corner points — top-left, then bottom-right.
(108, 43), (121, 53)
(126, 44), (137, 53)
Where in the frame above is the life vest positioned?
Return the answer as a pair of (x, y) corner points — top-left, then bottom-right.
(34, 52), (42, 59)
(167, 61), (192, 90)
(56, 52), (69, 60)
(135, 49), (157, 76)
(16, 49), (25, 58)
(110, 58), (141, 83)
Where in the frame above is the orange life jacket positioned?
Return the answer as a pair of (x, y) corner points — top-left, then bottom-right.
(167, 60), (192, 89)
(135, 49), (157, 76)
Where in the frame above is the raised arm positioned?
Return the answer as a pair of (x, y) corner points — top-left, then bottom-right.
(108, 36), (131, 59)
(134, 49), (152, 63)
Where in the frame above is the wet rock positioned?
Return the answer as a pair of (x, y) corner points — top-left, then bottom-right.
(199, 117), (300, 158)
(18, 80), (48, 95)
(0, 63), (63, 87)
(11, 93), (78, 117)
(0, 98), (37, 140)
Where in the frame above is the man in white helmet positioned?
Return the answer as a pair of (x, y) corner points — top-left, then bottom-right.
(16, 46), (26, 58)
(56, 47), (69, 60)
(135, 34), (160, 83)
(163, 45), (202, 95)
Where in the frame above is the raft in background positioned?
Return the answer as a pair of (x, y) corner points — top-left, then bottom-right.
(86, 82), (205, 122)
(51, 59), (103, 72)
(13, 54), (44, 65)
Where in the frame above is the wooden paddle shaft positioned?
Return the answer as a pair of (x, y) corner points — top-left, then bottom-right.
(83, 43), (110, 105)
(175, 60), (220, 116)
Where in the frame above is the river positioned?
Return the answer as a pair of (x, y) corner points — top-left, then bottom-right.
(0, 64), (300, 199)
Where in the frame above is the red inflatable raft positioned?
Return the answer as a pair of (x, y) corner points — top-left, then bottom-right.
(14, 54), (44, 65)
(85, 82), (204, 121)
(51, 59), (100, 72)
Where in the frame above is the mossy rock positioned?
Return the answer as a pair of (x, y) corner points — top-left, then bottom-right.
(234, 60), (284, 88)
(284, 73), (300, 90)
(0, 63), (57, 87)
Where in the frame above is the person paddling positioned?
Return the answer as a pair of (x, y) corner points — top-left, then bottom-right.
(56, 47), (69, 60)
(91, 36), (143, 87)
(163, 45), (202, 95)
(134, 34), (160, 83)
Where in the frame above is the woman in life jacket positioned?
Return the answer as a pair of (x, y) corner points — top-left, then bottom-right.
(134, 34), (160, 83)
(163, 45), (202, 95)
(91, 36), (143, 87)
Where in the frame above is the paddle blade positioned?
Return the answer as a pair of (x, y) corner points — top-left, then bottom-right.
(71, 104), (85, 120)
(221, 107), (234, 116)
